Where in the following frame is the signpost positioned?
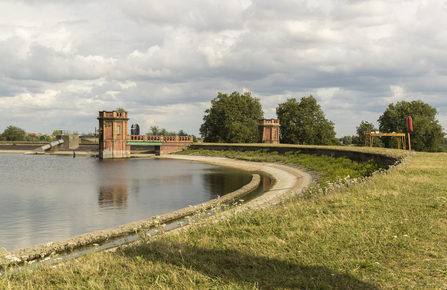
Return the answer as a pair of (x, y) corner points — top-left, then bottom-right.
(406, 116), (413, 154)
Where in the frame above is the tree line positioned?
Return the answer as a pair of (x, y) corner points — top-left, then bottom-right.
(0, 125), (197, 142)
(0, 126), (54, 142)
(2, 93), (445, 152)
(340, 100), (445, 152)
(199, 92), (446, 152)
(147, 126), (198, 142)
(0, 127), (92, 142)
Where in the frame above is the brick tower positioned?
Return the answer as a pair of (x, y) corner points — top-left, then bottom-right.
(97, 110), (131, 159)
(258, 119), (280, 144)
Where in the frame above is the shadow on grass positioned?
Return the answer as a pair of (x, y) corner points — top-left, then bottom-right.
(121, 239), (379, 289)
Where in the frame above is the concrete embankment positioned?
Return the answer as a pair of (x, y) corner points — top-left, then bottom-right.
(0, 144), (97, 155)
(164, 155), (313, 208)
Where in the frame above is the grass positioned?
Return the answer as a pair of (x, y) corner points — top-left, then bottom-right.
(1, 149), (447, 289)
(176, 148), (388, 189)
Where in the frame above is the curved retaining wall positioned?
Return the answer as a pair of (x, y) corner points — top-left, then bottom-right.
(9, 174), (260, 263)
(190, 144), (400, 166)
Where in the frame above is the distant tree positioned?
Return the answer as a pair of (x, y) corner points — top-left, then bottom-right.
(353, 121), (383, 147)
(147, 126), (177, 136)
(116, 108), (126, 113)
(378, 100), (445, 152)
(276, 96), (338, 145)
(52, 130), (61, 136)
(160, 128), (168, 136)
(178, 129), (188, 136)
(2, 126), (26, 141)
(44, 134), (53, 142)
(439, 138), (447, 152)
(342, 135), (353, 145)
(148, 126), (160, 136)
(200, 91), (264, 143)
(36, 134), (47, 141)
(0, 133), (3, 141)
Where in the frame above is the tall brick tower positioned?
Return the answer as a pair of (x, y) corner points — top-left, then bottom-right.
(97, 110), (131, 159)
(258, 119), (280, 144)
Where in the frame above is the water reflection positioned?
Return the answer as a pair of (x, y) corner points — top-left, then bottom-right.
(262, 175), (272, 190)
(160, 174), (193, 186)
(98, 185), (129, 209)
(96, 159), (130, 209)
(0, 155), (257, 251)
(200, 169), (252, 200)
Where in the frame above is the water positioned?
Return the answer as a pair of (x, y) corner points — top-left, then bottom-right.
(0, 154), (269, 252)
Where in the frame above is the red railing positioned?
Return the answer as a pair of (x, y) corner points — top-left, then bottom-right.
(98, 111), (128, 118)
(129, 135), (192, 142)
(258, 119), (279, 125)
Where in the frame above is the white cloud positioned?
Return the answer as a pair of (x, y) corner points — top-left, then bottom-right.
(1, 0), (447, 137)
(0, 89), (60, 110)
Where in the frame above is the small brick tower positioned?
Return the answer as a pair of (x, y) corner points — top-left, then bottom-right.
(258, 119), (280, 144)
(97, 110), (131, 159)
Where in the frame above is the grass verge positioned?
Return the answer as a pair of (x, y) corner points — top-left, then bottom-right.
(1, 150), (447, 289)
(176, 148), (388, 190)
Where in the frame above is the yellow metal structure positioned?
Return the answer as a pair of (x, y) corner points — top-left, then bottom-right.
(364, 132), (406, 150)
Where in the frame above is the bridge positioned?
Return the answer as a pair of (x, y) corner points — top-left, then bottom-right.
(97, 110), (193, 159)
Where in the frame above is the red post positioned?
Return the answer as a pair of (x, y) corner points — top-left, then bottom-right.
(406, 116), (413, 154)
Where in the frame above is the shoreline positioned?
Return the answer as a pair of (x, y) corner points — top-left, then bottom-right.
(7, 154), (312, 264)
(0, 150), (89, 156)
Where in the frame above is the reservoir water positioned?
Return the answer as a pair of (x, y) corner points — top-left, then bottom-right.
(0, 154), (267, 252)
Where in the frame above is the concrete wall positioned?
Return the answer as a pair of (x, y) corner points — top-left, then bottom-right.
(161, 142), (193, 154)
(190, 144), (399, 166)
(57, 135), (80, 150)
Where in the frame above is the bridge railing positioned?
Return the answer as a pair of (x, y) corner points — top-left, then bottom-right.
(129, 135), (193, 142)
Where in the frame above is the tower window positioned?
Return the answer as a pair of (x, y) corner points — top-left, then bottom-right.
(117, 125), (121, 135)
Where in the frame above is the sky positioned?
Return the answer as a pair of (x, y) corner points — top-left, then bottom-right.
(0, 0), (446, 138)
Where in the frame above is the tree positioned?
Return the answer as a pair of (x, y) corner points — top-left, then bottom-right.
(353, 121), (383, 147)
(439, 138), (447, 152)
(52, 130), (61, 136)
(148, 126), (181, 136)
(149, 126), (160, 136)
(200, 91), (264, 143)
(276, 96), (338, 145)
(2, 126), (26, 141)
(178, 129), (188, 136)
(342, 135), (353, 145)
(378, 100), (445, 152)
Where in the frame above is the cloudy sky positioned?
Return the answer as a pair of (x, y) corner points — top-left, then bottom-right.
(0, 0), (446, 137)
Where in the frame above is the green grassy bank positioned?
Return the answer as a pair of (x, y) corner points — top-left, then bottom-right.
(1, 149), (447, 289)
